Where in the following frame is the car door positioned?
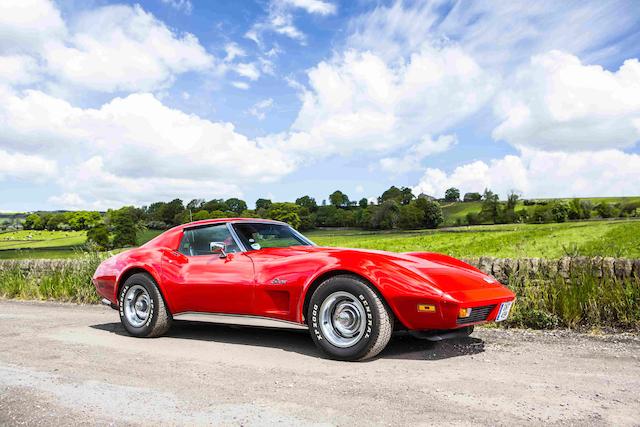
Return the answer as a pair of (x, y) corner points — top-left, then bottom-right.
(160, 223), (255, 315)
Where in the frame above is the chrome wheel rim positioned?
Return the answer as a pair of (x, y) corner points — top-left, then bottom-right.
(319, 291), (366, 348)
(123, 285), (151, 328)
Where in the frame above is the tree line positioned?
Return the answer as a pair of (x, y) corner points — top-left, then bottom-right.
(18, 185), (640, 250)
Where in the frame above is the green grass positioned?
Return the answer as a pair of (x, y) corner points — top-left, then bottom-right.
(0, 230), (86, 250)
(1, 252), (637, 330)
(0, 252), (105, 303)
(2, 219), (640, 260)
(441, 201), (483, 225)
(505, 266), (640, 330)
(441, 196), (640, 226)
(136, 229), (163, 245)
(307, 220), (640, 259)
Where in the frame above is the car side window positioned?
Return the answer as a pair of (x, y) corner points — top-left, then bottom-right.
(178, 224), (241, 256)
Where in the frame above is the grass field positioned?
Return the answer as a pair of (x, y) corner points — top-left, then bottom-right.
(307, 220), (640, 258)
(0, 230), (86, 250)
(1, 219), (639, 259)
(440, 196), (640, 226)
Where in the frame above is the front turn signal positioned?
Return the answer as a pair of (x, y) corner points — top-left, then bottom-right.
(417, 304), (436, 313)
(458, 307), (472, 318)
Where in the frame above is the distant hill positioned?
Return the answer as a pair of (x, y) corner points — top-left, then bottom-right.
(441, 196), (640, 226)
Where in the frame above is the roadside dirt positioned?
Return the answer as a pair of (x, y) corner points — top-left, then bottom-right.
(1, 300), (639, 426)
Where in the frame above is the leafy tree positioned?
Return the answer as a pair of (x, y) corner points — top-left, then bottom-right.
(378, 186), (402, 204)
(67, 211), (102, 230)
(370, 200), (400, 230)
(419, 199), (444, 228)
(24, 214), (44, 230)
(466, 211), (481, 225)
(225, 198), (247, 214)
(159, 199), (184, 225)
(266, 202), (301, 228)
(255, 198), (272, 211)
(329, 190), (349, 208)
(480, 189), (500, 223)
(595, 202), (616, 218)
(378, 186), (413, 205)
(315, 205), (339, 226)
(399, 187), (414, 205)
(108, 206), (142, 248)
(209, 210), (227, 219)
(358, 198), (368, 208)
(463, 192), (482, 202)
(46, 213), (67, 230)
(530, 205), (553, 223)
(86, 224), (111, 250)
(186, 199), (205, 211)
(295, 195), (318, 212)
(192, 210), (211, 221)
(550, 202), (570, 222)
(398, 204), (425, 229)
(444, 187), (460, 202)
(201, 199), (228, 212)
(145, 201), (166, 222)
(298, 207), (315, 230)
(568, 198), (589, 220)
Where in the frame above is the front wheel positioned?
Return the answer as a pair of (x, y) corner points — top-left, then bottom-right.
(118, 273), (172, 337)
(307, 275), (393, 361)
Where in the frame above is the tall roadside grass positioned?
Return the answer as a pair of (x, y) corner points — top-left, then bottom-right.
(1, 254), (639, 331)
(505, 265), (640, 330)
(0, 252), (105, 303)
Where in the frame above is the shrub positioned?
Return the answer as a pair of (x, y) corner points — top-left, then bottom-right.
(398, 204), (425, 229)
(86, 225), (110, 250)
(463, 192), (482, 202)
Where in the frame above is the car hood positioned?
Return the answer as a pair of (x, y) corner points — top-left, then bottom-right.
(257, 246), (501, 294)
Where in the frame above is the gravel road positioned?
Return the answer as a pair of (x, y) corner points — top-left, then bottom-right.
(1, 299), (639, 426)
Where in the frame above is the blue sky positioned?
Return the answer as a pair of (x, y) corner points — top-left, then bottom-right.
(1, 0), (640, 211)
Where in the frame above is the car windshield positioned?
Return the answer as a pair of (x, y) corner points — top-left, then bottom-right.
(233, 222), (313, 250)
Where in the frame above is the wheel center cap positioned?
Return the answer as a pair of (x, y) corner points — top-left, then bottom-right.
(135, 300), (147, 312)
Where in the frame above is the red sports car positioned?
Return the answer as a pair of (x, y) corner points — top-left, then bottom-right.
(93, 218), (515, 361)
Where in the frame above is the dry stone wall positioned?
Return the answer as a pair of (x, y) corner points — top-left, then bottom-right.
(1, 257), (639, 283)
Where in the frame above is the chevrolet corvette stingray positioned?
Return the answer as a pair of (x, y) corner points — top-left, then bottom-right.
(93, 218), (515, 361)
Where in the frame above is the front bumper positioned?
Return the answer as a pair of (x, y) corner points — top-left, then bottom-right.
(391, 287), (515, 331)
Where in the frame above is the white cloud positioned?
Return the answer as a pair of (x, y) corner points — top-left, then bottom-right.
(280, 0), (336, 15)
(413, 148), (640, 199)
(0, 0), (66, 54)
(287, 46), (493, 156)
(378, 134), (456, 175)
(231, 81), (250, 90)
(493, 51), (640, 151)
(160, 0), (193, 15)
(42, 5), (213, 93)
(347, 1), (638, 69)
(224, 43), (246, 62)
(48, 193), (85, 209)
(57, 157), (242, 210)
(0, 55), (40, 85)
(248, 98), (274, 120)
(0, 149), (57, 182)
(234, 63), (260, 81)
(0, 88), (297, 206)
(246, 0), (335, 47)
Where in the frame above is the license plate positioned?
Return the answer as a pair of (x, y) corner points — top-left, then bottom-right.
(496, 301), (513, 322)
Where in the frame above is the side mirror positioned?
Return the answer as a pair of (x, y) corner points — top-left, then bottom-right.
(210, 241), (227, 258)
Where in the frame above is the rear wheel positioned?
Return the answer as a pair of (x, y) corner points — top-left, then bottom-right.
(307, 275), (393, 361)
(118, 273), (172, 337)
